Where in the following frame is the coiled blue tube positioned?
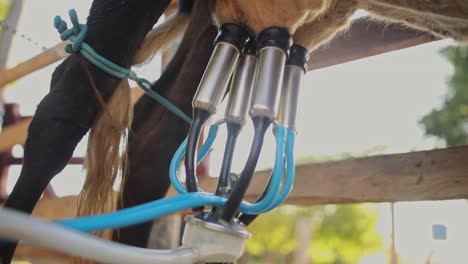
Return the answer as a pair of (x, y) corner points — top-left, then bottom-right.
(57, 127), (291, 232)
(169, 125), (219, 193)
(57, 193), (224, 232)
(170, 124), (287, 212)
(264, 129), (295, 211)
(57, 190), (292, 232)
(239, 125), (286, 212)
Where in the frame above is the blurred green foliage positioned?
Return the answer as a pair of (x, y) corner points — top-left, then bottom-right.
(0, 0), (11, 20)
(243, 205), (382, 263)
(420, 46), (468, 146)
(240, 147), (387, 263)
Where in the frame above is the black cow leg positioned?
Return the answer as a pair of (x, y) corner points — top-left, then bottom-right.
(0, 114), (88, 263)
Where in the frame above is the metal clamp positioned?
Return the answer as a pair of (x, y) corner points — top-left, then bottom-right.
(182, 214), (251, 263)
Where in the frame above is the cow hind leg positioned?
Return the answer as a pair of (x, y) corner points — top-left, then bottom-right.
(0, 115), (87, 263)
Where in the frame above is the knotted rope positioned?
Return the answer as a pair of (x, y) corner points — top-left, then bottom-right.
(54, 9), (192, 124)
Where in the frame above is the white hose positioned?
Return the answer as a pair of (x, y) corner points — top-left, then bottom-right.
(0, 208), (197, 264)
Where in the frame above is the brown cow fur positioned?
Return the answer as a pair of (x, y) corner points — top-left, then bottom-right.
(294, 0), (359, 51)
(214, 0), (329, 34)
(214, 0), (467, 55)
(361, 0), (468, 42)
(292, 0), (468, 53)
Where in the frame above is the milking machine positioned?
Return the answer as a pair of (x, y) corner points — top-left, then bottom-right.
(0, 21), (310, 264)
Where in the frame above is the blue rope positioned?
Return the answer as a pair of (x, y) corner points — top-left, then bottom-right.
(54, 9), (192, 124)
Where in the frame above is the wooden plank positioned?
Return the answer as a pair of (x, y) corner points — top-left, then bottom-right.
(7, 144), (467, 217)
(8, 157), (85, 165)
(0, 87), (143, 155)
(0, 42), (67, 89)
(168, 146), (468, 205)
(0, 104), (21, 196)
(308, 18), (439, 71)
(0, 0), (176, 91)
(8, 146), (468, 259)
(0, 18), (438, 88)
(11, 195), (78, 263)
(0, 117), (31, 153)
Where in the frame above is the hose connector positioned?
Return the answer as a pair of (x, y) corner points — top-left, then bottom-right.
(225, 38), (257, 125)
(192, 24), (250, 114)
(278, 44), (309, 131)
(249, 27), (292, 120)
(182, 214), (250, 263)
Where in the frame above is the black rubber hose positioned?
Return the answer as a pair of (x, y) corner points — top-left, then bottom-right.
(220, 116), (271, 222)
(184, 109), (211, 193)
(240, 44), (309, 226)
(238, 175), (273, 225)
(211, 122), (242, 214)
(215, 122), (242, 197)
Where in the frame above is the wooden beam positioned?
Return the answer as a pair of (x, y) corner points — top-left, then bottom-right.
(11, 195), (78, 263)
(7, 157), (85, 165)
(308, 18), (439, 71)
(0, 0), (177, 90)
(0, 88), (143, 154)
(0, 42), (67, 89)
(9, 146), (468, 259)
(0, 104), (22, 196)
(170, 146), (468, 205)
(0, 117), (31, 153)
(277, 146), (468, 204)
(0, 18), (439, 88)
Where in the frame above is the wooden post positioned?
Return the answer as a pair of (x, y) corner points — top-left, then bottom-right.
(0, 0), (24, 67)
(0, 103), (20, 197)
(0, 105), (57, 199)
(0, 42), (67, 89)
(390, 203), (398, 264)
(0, 117), (31, 153)
(294, 217), (311, 264)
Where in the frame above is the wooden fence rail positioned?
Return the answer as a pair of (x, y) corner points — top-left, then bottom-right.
(0, 19), (437, 90)
(173, 146), (468, 205)
(0, 42), (67, 89)
(6, 145), (468, 262)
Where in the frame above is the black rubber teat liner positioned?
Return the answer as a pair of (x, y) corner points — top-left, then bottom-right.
(256, 27), (292, 54)
(239, 43), (310, 226)
(178, 0), (193, 13)
(185, 109), (211, 194)
(185, 23), (249, 201)
(215, 23), (251, 51)
(220, 117), (272, 222)
(243, 37), (257, 55)
(288, 44), (309, 72)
